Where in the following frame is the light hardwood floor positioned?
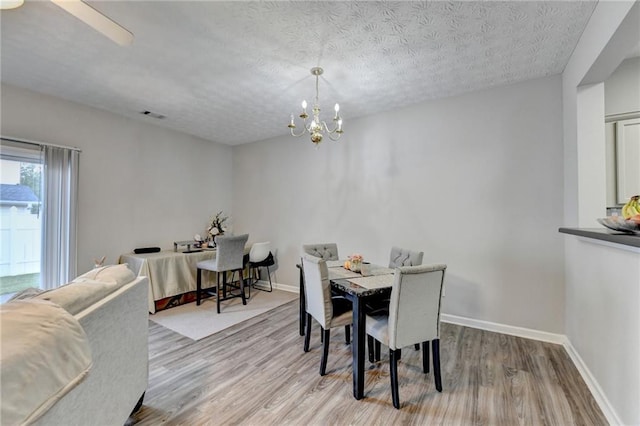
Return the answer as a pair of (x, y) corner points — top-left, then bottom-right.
(132, 300), (607, 425)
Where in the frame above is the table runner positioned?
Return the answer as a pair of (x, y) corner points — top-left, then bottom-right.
(347, 274), (395, 290)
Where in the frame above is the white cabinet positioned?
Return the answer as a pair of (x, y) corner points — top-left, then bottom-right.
(616, 118), (640, 203)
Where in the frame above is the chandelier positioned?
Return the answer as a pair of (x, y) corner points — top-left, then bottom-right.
(288, 67), (343, 145)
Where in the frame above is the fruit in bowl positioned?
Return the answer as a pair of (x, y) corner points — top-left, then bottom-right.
(622, 195), (640, 219)
(598, 214), (640, 234)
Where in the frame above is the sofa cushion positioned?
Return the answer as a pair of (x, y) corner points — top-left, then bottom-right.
(9, 265), (136, 316)
(9, 286), (44, 301)
(33, 279), (129, 316)
(0, 299), (92, 425)
(73, 264), (135, 285)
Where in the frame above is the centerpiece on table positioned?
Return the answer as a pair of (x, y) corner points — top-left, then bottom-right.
(344, 253), (364, 272)
(206, 211), (229, 247)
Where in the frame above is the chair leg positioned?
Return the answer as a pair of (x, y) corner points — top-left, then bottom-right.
(415, 343), (420, 350)
(222, 271), (227, 299)
(422, 341), (430, 373)
(265, 265), (273, 292)
(196, 268), (202, 305)
(432, 339), (442, 392)
(390, 348), (401, 409)
(304, 313), (312, 352)
(240, 269), (247, 305)
(216, 272), (221, 314)
(320, 329), (331, 376)
(375, 339), (381, 361)
(345, 325), (350, 344)
(368, 336), (375, 363)
(245, 269), (251, 299)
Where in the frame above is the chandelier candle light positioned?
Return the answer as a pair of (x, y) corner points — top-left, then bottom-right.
(288, 67), (344, 146)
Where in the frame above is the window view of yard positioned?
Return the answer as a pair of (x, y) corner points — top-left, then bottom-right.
(0, 159), (42, 296)
(0, 273), (40, 296)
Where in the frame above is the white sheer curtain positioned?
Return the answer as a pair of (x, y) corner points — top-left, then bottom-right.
(41, 145), (79, 289)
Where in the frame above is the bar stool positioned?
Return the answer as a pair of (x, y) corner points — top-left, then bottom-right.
(196, 233), (249, 314)
(247, 241), (274, 294)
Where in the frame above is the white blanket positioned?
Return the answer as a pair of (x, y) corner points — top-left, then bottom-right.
(1, 299), (92, 425)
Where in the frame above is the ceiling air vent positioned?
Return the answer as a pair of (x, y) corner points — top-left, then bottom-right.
(140, 110), (166, 120)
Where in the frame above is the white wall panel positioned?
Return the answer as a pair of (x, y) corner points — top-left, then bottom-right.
(233, 75), (565, 334)
(1, 83), (232, 274)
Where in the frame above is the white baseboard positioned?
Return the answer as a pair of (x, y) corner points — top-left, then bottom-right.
(561, 338), (622, 426)
(441, 313), (565, 344)
(252, 279), (298, 294)
(441, 313), (620, 425)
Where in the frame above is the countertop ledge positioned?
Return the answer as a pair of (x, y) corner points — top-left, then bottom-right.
(559, 227), (640, 248)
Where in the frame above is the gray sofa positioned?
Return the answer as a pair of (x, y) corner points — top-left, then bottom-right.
(1, 265), (149, 426)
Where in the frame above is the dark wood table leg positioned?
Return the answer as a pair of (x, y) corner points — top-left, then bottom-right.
(298, 265), (306, 336)
(351, 295), (365, 400)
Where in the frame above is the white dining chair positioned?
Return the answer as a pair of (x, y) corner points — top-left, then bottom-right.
(366, 263), (447, 409)
(247, 241), (274, 294)
(301, 253), (352, 376)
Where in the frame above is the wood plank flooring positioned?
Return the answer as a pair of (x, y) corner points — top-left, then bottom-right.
(132, 301), (607, 425)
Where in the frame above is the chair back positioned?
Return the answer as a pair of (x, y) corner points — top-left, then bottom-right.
(388, 246), (424, 268)
(249, 241), (271, 263)
(388, 264), (446, 349)
(214, 234), (249, 271)
(301, 254), (333, 329)
(302, 243), (339, 260)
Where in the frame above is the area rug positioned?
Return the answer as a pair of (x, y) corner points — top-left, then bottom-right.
(149, 288), (297, 341)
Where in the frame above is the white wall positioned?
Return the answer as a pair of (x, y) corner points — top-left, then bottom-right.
(1, 83), (233, 275)
(562, 2), (640, 424)
(604, 57), (640, 207)
(605, 56), (640, 116)
(233, 75), (565, 334)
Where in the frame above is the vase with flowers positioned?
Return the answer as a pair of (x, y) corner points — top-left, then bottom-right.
(348, 253), (363, 272)
(206, 211), (228, 247)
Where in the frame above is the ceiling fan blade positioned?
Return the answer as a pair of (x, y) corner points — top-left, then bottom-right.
(50, 0), (133, 46)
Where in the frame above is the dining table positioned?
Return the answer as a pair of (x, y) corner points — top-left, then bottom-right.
(298, 259), (395, 400)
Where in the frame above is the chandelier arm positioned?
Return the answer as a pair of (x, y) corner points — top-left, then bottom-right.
(321, 121), (340, 134)
(290, 127), (307, 138)
(326, 132), (342, 142)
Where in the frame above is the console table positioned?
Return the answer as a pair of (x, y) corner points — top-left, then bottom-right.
(119, 250), (217, 313)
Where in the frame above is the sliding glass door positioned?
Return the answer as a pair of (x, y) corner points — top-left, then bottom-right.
(1, 138), (79, 295)
(0, 143), (43, 295)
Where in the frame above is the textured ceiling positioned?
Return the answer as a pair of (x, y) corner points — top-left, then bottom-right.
(1, 1), (598, 146)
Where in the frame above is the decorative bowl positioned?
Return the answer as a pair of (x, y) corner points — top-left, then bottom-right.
(597, 217), (640, 235)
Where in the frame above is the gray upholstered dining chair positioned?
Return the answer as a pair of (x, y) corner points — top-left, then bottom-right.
(301, 254), (352, 376)
(302, 243), (339, 261)
(385, 246), (425, 350)
(366, 246), (425, 344)
(366, 263), (447, 409)
(388, 246), (424, 268)
(196, 233), (249, 314)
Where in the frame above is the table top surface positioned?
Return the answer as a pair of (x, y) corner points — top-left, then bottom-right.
(120, 249), (216, 261)
(329, 264), (395, 298)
